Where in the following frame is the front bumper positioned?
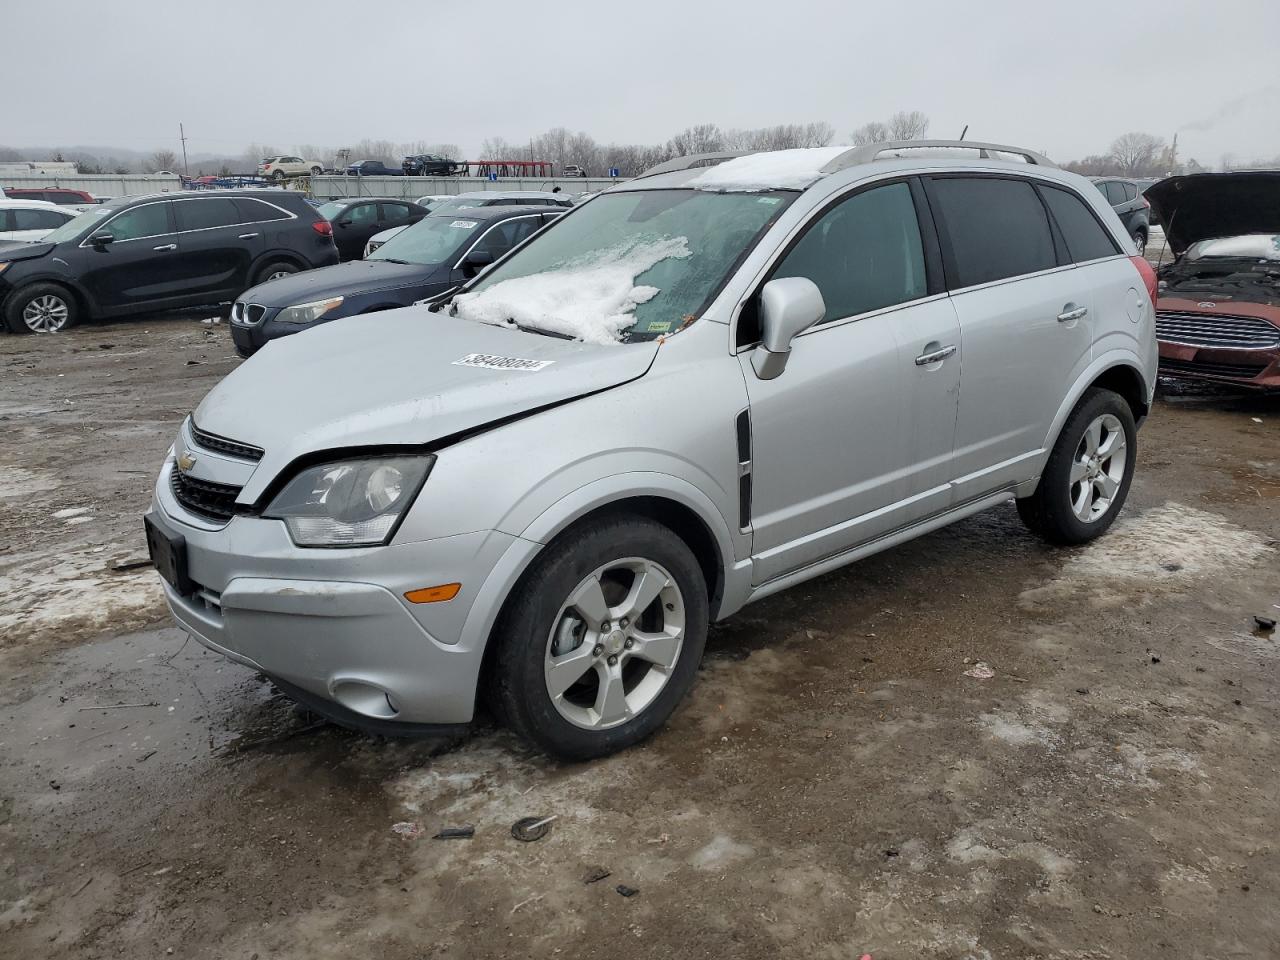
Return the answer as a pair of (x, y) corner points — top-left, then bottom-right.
(152, 459), (527, 725)
(1158, 340), (1280, 391)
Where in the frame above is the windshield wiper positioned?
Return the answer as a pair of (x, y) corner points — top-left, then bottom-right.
(506, 319), (576, 340)
(376, 258), (413, 265)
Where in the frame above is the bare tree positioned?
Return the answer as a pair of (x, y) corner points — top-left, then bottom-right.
(149, 149), (178, 172)
(1109, 132), (1165, 176)
(887, 111), (930, 141)
(481, 136), (520, 159)
(668, 124), (724, 156)
(850, 121), (890, 146)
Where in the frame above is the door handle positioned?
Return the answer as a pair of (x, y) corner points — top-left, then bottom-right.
(1057, 304), (1088, 323)
(238, 233), (259, 239)
(152, 243), (177, 251)
(914, 344), (957, 366)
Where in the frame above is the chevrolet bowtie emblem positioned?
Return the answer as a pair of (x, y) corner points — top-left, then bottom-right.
(177, 451), (197, 472)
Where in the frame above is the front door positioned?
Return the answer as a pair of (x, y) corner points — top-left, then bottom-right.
(79, 200), (181, 312)
(738, 179), (961, 585)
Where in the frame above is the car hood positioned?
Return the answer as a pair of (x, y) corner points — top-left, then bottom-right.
(240, 259), (447, 306)
(0, 240), (53, 262)
(194, 308), (659, 499)
(1146, 172), (1280, 257)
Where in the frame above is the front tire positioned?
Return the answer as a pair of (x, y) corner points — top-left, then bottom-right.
(310, 166), (323, 177)
(1016, 388), (1136, 544)
(253, 260), (299, 285)
(5, 283), (79, 334)
(491, 516), (708, 760)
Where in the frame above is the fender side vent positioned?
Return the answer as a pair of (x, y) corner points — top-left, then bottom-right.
(736, 409), (752, 531)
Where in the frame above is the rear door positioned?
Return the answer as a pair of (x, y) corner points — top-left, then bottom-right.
(332, 201), (380, 259)
(739, 178), (961, 583)
(379, 201), (421, 230)
(924, 175), (1096, 502)
(79, 200), (181, 312)
(172, 196), (264, 299)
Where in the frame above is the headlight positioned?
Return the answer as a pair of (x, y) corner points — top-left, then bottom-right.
(275, 296), (343, 325)
(264, 455), (434, 547)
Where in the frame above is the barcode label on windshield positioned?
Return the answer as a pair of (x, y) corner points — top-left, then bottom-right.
(453, 353), (555, 372)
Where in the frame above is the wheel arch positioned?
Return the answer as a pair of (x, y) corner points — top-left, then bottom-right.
(248, 250), (307, 283)
(3, 276), (94, 326)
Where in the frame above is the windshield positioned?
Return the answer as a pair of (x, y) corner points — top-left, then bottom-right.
(368, 215), (482, 266)
(41, 206), (113, 244)
(450, 188), (794, 343)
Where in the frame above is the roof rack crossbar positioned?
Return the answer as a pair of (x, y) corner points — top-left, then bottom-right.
(634, 151), (753, 180)
(820, 140), (1056, 173)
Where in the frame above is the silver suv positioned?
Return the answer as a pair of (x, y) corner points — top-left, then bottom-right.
(146, 140), (1158, 759)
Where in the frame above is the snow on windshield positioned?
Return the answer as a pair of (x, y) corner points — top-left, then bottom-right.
(687, 146), (847, 192)
(452, 236), (691, 344)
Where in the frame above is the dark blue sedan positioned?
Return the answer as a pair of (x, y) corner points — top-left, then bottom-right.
(229, 205), (564, 357)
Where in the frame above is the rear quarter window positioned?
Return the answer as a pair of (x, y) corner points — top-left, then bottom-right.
(1039, 186), (1120, 263)
(234, 197), (292, 222)
(929, 177), (1057, 288)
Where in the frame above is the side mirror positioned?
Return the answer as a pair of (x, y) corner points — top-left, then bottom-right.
(89, 232), (115, 247)
(462, 249), (494, 276)
(751, 277), (825, 379)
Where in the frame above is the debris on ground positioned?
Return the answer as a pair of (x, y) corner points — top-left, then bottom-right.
(433, 826), (475, 840)
(77, 702), (159, 711)
(963, 661), (996, 680)
(391, 821), (424, 840)
(511, 815), (557, 842)
(582, 866), (611, 884)
(510, 893), (543, 914)
(1255, 615), (1276, 632)
(111, 558), (153, 573)
(615, 884), (639, 898)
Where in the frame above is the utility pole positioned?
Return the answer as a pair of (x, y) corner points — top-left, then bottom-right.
(179, 122), (189, 177)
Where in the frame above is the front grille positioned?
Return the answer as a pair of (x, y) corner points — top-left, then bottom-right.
(1156, 310), (1280, 349)
(170, 469), (242, 522)
(190, 423), (263, 462)
(1160, 357), (1269, 380)
(246, 304), (267, 324)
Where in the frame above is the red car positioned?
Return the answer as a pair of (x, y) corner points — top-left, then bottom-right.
(3, 187), (97, 206)
(1149, 171), (1280, 391)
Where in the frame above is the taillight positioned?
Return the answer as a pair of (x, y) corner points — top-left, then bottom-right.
(1141, 196), (1151, 208)
(312, 220), (333, 238)
(1129, 255), (1157, 306)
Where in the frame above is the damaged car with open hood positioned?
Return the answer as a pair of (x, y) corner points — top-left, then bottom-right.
(1148, 171), (1280, 390)
(147, 141), (1157, 759)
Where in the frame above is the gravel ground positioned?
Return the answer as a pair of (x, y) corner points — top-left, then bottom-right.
(1, 315), (1278, 959)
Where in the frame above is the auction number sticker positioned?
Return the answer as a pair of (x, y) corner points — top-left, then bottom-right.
(451, 220), (479, 229)
(453, 353), (556, 372)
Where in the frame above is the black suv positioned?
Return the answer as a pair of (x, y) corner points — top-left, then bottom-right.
(0, 191), (338, 334)
(1092, 178), (1151, 255)
(401, 155), (461, 176)
(315, 197), (429, 261)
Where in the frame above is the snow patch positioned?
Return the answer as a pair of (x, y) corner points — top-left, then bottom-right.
(0, 546), (164, 645)
(687, 147), (847, 192)
(689, 835), (754, 870)
(452, 236), (692, 345)
(0, 465), (60, 499)
(1020, 502), (1271, 607)
(979, 711), (1058, 748)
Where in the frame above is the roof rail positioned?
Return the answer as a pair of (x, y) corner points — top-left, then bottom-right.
(820, 140), (1056, 173)
(634, 151), (752, 180)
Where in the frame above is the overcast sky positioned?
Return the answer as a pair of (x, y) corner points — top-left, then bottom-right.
(7, 0), (1279, 166)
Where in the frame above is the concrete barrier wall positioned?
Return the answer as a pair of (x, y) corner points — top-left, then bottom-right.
(310, 175), (626, 200)
(0, 174), (184, 198)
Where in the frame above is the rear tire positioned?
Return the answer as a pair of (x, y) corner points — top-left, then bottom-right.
(272, 170), (286, 181)
(310, 167), (323, 177)
(5, 283), (79, 334)
(1132, 229), (1147, 256)
(1016, 388), (1136, 545)
(491, 516), (708, 760)
(253, 260), (299, 286)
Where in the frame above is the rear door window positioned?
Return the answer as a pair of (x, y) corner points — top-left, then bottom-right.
(103, 202), (172, 241)
(1121, 182), (1138, 202)
(770, 181), (928, 323)
(1039, 186), (1120, 263)
(929, 177), (1056, 288)
(233, 197), (291, 222)
(380, 202), (412, 222)
(175, 198), (241, 232)
(347, 203), (379, 224)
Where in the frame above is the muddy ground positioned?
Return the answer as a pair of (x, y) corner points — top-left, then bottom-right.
(1, 315), (1278, 959)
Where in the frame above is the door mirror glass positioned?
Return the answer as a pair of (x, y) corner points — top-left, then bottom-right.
(90, 231), (115, 246)
(463, 248), (494, 273)
(752, 277), (825, 380)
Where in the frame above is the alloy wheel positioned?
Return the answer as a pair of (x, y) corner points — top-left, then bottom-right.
(543, 557), (685, 730)
(1070, 413), (1127, 522)
(22, 294), (70, 333)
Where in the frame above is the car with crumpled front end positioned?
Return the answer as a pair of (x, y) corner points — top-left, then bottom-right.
(1147, 171), (1280, 390)
(229, 205), (563, 356)
(147, 140), (1157, 760)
